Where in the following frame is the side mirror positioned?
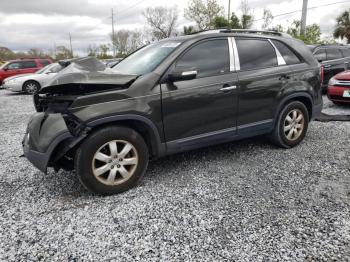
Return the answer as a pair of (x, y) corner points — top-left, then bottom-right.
(168, 67), (197, 82)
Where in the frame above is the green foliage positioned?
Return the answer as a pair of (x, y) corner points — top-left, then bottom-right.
(333, 10), (350, 43)
(185, 0), (223, 30)
(286, 20), (321, 44)
(55, 46), (73, 60)
(213, 12), (242, 29)
(183, 25), (197, 35)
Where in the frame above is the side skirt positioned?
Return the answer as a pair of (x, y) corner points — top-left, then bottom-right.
(166, 119), (273, 154)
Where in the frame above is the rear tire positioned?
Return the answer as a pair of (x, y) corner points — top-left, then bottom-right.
(268, 101), (309, 148)
(23, 80), (40, 94)
(75, 126), (149, 195)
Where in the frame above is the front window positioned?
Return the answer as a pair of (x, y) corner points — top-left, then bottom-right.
(112, 40), (182, 75)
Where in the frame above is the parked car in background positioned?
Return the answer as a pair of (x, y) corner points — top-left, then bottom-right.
(23, 30), (323, 195)
(308, 44), (350, 92)
(3, 63), (63, 94)
(0, 58), (52, 86)
(327, 70), (350, 104)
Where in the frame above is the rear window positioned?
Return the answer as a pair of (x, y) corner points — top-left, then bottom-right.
(272, 40), (301, 65)
(341, 48), (350, 58)
(40, 59), (51, 66)
(22, 61), (37, 68)
(236, 38), (277, 71)
(326, 48), (343, 60)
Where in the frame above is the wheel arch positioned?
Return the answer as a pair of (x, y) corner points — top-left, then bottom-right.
(22, 79), (41, 92)
(86, 115), (166, 159)
(274, 92), (313, 124)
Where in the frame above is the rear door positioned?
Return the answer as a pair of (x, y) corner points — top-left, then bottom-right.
(21, 60), (40, 74)
(161, 38), (239, 148)
(234, 37), (294, 134)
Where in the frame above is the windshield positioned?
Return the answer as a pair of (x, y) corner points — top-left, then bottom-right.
(0, 62), (9, 69)
(36, 63), (63, 74)
(112, 40), (182, 75)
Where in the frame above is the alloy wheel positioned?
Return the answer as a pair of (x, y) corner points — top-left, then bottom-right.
(283, 109), (305, 141)
(92, 140), (138, 186)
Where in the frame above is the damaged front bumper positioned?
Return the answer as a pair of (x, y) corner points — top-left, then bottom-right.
(22, 112), (86, 173)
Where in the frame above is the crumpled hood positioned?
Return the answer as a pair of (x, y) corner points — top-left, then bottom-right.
(39, 57), (138, 95)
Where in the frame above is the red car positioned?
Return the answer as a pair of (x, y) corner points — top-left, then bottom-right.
(327, 70), (350, 104)
(0, 58), (52, 86)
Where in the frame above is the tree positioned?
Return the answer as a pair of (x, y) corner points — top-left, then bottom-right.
(333, 10), (350, 43)
(27, 48), (45, 58)
(111, 30), (144, 57)
(0, 47), (16, 60)
(183, 25), (196, 35)
(185, 0), (223, 30)
(55, 45), (73, 60)
(262, 9), (273, 30)
(213, 12), (242, 29)
(87, 44), (99, 57)
(287, 20), (321, 44)
(240, 0), (254, 29)
(143, 6), (178, 40)
(98, 44), (112, 59)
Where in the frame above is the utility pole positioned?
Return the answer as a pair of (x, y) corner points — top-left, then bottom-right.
(300, 0), (308, 35)
(228, 0), (231, 21)
(69, 32), (73, 57)
(111, 8), (116, 57)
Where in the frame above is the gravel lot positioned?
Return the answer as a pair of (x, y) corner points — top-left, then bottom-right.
(0, 89), (349, 261)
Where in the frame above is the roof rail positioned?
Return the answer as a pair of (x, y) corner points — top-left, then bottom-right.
(219, 29), (292, 38)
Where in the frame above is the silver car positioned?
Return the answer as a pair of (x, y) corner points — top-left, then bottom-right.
(3, 63), (63, 94)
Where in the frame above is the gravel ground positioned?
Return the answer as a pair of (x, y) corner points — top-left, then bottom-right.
(0, 89), (349, 261)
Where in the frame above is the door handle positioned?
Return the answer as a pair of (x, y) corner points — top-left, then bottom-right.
(279, 74), (290, 80)
(220, 85), (237, 92)
(344, 62), (349, 64)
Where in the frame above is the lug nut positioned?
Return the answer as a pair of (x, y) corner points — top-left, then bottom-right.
(117, 164), (121, 168)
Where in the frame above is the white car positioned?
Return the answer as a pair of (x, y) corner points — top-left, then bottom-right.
(3, 63), (63, 94)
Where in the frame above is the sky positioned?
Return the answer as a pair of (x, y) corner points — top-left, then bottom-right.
(0, 0), (349, 56)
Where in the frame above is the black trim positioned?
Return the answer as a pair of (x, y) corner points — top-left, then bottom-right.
(87, 114), (166, 157)
(166, 120), (273, 154)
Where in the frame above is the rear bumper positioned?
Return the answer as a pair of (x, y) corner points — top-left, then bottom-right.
(327, 85), (350, 103)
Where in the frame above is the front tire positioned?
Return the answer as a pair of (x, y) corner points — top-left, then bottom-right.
(75, 126), (149, 195)
(23, 80), (40, 94)
(268, 101), (309, 148)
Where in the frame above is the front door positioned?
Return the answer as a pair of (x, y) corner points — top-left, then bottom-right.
(161, 38), (239, 151)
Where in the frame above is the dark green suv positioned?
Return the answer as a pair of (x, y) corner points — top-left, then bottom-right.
(23, 30), (323, 194)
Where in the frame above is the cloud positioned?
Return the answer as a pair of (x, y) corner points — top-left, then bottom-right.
(0, 0), (347, 55)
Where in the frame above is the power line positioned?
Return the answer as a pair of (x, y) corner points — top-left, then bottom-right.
(117, 0), (147, 19)
(253, 0), (350, 22)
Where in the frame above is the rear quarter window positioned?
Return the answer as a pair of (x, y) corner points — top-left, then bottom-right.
(341, 48), (350, 57)
(40, 59), (51, 66)
(314, 49), (326, 61)
(326, 48), (343, 60)
(22, 61), (38, 68)
(271, 40), (301, 64)
(236, 38), (277, 71)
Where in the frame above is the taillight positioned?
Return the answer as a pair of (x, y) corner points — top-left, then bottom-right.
(320, 65), (324, 87)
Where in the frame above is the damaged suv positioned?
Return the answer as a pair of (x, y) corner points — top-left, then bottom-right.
(23, 30), (323, 195)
